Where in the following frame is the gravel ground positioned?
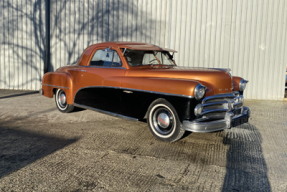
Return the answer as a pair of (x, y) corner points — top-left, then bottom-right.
(0, 89), (286, 191)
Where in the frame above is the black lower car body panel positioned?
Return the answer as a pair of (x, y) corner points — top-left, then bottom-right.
(74, 87), (121, 114)
(74, 87), (193, 120)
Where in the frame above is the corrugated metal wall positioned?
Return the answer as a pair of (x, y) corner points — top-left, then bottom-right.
(166, 0), (287, 100)
(0, 0), (45, 90)
(1, 0), (287, 100)
(49, 0), (168, 71)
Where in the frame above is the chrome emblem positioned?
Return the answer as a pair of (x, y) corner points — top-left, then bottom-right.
(157, 113), (170, 128)
(60, 94), (66, 105)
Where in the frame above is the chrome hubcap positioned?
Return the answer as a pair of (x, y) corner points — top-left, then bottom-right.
(157, 113), (170, 128)
(152, 107), (174, 135)
(57, 90), (67, 108)
(60, 93), (66, 105)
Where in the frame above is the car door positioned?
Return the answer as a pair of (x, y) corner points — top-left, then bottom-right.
(73, 47), (126, 114)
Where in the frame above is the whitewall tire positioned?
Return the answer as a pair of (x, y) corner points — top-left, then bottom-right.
(147, 98), (185, 142)
(55, 89), (74, 113)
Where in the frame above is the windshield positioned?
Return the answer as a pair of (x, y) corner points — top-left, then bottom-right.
(124, 49), (176, 67)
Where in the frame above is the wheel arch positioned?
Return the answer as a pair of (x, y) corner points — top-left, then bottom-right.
(146, 97), (186, 142)
(140, 93), (195, 122)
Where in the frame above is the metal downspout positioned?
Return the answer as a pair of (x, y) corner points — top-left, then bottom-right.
(44, 0), (50, 73)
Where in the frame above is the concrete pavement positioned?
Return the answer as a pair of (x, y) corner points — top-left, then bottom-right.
(0, 89), (286, 191)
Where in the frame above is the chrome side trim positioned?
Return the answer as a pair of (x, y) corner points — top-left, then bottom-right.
(73, 103), (138, 121)
(73, 86), (193, 103)
(42, 84), (70, 89)
(122, 87), (194, 98)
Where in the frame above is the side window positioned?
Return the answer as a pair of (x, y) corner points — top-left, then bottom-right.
(112, 51), (122, 67)
(90, 49), (122, 67)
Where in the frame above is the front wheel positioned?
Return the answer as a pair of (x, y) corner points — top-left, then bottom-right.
(147, 98), (185, 142)
(55, 89), (74, 113)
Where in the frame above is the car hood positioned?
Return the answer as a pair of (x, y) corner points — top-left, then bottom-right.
(127, 66), (233, 95)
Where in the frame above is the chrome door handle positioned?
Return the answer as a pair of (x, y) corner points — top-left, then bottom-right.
(123, 90), (133, 94)
(81, 70), (86, 72)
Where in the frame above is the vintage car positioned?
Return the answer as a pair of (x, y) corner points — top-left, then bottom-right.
(40, 42), (250, 142)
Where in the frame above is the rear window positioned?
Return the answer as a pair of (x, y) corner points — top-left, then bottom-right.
(90, 49), (122, 67)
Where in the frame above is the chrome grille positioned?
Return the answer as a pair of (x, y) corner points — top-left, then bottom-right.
(204, 98), (234, 104)
(195, 92), (243, 119)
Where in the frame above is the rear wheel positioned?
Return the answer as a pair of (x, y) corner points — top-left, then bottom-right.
(147, 98), (185, 142)
(55, 89), (74, 113)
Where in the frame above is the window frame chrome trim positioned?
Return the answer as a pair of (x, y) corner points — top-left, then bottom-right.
(88, 47), (125, 68)
(81, 65), (126, 69)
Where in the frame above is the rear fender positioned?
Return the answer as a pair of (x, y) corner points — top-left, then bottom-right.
(42, 72), (73, 104)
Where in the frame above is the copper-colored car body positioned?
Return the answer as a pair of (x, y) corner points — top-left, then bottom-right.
(41, 42), (251, 142)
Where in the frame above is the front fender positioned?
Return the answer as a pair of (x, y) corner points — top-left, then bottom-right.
(121, 77), (200, 98)
(42, 72), (73, 104)
(232, 76), (243, 92)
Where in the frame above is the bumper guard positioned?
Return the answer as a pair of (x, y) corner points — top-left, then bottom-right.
(183, 106), (251, 133)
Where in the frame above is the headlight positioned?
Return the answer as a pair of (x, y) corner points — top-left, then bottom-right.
(194, 84), (206, 100)
(239, 79), (248, 91)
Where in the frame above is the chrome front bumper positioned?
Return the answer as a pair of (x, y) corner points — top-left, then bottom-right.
(183, 106), (251, 133)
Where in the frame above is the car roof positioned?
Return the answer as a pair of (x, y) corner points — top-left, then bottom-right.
(90, 42), (178, 53)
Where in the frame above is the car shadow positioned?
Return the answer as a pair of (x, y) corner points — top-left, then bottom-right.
(70, 106), (86, 113)
(0, 126), (78, 178)
(222, 123), (271, 191)
(0, 91), (38, 99)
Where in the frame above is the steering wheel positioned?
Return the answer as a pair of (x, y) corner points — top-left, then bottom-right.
(149, 59), (158, 64)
